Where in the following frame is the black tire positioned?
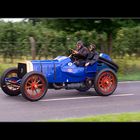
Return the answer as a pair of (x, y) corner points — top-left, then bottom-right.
(20, 71), (48, 101)
(94, 68), (117, 96)
(0, 67), (21, 96)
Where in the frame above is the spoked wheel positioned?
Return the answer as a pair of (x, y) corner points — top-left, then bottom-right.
(21, 71), (48, 101)
(0, 67), (21, 96)
(94, 68), (117, 96)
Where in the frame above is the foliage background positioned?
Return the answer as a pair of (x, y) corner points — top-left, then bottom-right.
(0, 18), (140, 79)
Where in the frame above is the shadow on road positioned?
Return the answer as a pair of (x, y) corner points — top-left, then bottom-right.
(0, 89), (99, 102)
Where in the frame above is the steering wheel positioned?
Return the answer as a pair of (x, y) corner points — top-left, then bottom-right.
(69, 50), (85, 62)
(68, 49), (76, 57)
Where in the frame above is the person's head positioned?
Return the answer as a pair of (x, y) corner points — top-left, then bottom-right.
(89, 43), (96, 51)
(76, 40), (84, 50)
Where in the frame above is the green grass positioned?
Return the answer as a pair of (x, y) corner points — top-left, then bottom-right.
(113, 57), (140, 81)
(118, 71), (140, 81)
(48, 112), (140, 122)
(0, 63), (17, 76)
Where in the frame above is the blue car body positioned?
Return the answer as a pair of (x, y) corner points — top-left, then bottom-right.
(29, 53), (114, 84)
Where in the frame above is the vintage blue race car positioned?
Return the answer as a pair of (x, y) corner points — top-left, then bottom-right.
(0, 53), (119, 101)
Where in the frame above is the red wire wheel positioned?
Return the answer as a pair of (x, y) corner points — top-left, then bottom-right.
(21, 71), (48, 101)
(94, 68), (117, 96)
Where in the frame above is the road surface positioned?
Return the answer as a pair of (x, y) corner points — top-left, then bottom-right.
(0, 81), (140, 121)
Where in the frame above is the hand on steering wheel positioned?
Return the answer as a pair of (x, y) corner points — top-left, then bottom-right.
(69, 49), (78, 54)
(69, 49), (78, 58)
(72, 50), (78, 54)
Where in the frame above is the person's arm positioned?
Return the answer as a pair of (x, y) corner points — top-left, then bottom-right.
(85, 62), (90, 66)
(89, 53), (99, 65)
(70, 49), (78, 54)
(85, 52), (99, 66)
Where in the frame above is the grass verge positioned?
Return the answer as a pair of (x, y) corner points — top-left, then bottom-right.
(48, 112), (140, 122)
(0, 63), (17, 76)
(118, 72), (140, 81)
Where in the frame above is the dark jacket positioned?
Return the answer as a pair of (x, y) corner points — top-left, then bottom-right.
(74, 49), (99, 67)
(76, 46), (89, 59)
(86, 50), (99, 65)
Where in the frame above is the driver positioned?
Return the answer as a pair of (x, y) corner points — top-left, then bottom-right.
(71, 40), (89, 66)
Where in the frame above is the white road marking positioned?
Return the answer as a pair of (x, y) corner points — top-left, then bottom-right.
(40, 93), (134, 102)
(113, 93), (134, 96)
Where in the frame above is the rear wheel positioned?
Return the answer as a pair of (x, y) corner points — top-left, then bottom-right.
(94, 68), (117, 96)
(0, 67), (21, 96)
(21, 71), (48, 101)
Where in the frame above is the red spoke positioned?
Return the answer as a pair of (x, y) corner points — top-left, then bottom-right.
(26, 85), (32, 90)
(33, 76), (38, 82)
(27, 82), (32, 86)
(37, 84), (43, 87)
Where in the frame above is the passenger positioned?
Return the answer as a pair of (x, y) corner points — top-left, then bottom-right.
(85, 43), (99, 67)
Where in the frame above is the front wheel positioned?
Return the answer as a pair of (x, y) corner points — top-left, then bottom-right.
(20, 71), (48, 101)
(94, 68), (117, 96)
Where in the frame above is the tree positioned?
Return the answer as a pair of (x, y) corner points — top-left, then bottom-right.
(39, 18), (140, 56)
(36, 18), (126, 55)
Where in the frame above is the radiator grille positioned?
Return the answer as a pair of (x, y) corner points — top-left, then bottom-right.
(18, 63), (27, 78)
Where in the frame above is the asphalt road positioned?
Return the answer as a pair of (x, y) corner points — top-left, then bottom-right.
(0, 81), (140, 122)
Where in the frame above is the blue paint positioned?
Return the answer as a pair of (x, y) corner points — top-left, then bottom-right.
(31, 53), (116, 83)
